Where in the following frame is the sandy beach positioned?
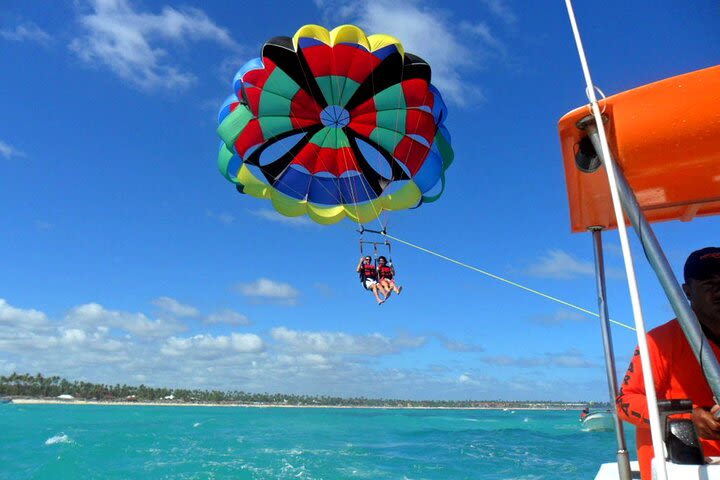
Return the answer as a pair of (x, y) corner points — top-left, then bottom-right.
(8, 398), (580, 410)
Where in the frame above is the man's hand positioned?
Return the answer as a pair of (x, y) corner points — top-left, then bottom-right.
(692, 406), (720, 440)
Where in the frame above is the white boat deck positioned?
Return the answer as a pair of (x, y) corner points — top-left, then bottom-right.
(595, 459), (720, 480)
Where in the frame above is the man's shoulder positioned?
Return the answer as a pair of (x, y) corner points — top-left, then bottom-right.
(647, 319), (682, 345)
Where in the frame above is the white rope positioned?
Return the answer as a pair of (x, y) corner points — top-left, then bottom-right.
(385, 233), (635, 331)
(564, 1), (667, 478)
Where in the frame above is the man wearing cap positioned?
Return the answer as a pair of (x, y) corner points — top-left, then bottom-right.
(616, 247), (720, 480)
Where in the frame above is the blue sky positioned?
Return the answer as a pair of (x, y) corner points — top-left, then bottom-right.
(0, 0), (717, 401)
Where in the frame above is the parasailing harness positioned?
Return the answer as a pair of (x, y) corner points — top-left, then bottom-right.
(358, 226), (394, 290)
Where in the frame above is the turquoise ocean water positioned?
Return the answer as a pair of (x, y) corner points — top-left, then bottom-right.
(1, 405), (635, 479)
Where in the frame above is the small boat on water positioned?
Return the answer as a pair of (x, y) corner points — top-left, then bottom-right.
(580, 411), (615, 432)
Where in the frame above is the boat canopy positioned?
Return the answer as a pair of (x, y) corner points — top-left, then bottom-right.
(558, 65), (720, 233)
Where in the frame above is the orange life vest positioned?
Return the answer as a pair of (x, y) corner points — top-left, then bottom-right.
(378, 265), (393, 280)
(361, 263), (377, 279)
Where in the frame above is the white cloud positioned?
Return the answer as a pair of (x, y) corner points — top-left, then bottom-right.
(70, 0), (236, 90)
(526, 250), (594, 279)
(160, 333), (264, 357)
(204, 309), (250, 326)
(0, 296), (610, 401)
(271, 327), (426, 356)
(152, 296), (199, 318)
(0, 359), (17, 374)
(0, 299), (49, 328)
(236, 278), (300, 305)
(317, 0), (510, 105)
(66, 303), (185, 338)
(0, 141), (25, 160)
(250, 209), (314, 227)
(0, 22), (52, 45)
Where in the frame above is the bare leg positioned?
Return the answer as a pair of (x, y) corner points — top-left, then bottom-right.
(380, 280), (392, 300)
(371, 285), (385, 304)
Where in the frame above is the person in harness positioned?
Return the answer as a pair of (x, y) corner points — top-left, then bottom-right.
(356, 255), (386, 304)
(377, 256), (402, 299)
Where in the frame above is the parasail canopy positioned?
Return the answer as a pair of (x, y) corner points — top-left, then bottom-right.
(558, 65), (720, 233)
(217, 24), (453, 225)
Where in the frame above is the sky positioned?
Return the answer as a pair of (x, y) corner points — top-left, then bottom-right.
(0, 0), (718, 401)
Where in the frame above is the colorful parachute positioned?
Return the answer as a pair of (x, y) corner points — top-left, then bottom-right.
(217, 24), (453, 225)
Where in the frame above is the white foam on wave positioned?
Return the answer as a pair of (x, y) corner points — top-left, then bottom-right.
(193, 422), (201, 428)
(45, 434), (72, 445)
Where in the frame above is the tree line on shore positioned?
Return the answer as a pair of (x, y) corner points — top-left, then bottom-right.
(0, 372), (607, 408)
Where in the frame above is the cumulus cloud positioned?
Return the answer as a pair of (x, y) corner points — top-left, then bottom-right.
(0, 299), (49, 328)
(315, 0), (511, 105)
(160, 333), (264, 357)
(249, 209), (314, 227)
(235, 278), (300, 305)
(271, 327), (426, 356)
(526, 250), (594, 279)
(0, 141), (25, 160)
(70, 0), (236, 90)
(0, 22), (52, 45)
(0, 297), (607, 400)
(204, 309), (251, 326)
(0, 359), (17, 374)
(152, 296), (200, 318)
(66, 303), (185, 338)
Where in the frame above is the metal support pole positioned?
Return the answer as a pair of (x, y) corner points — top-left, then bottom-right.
(591, 227), (632, 480)
(584, 122), (720, 402)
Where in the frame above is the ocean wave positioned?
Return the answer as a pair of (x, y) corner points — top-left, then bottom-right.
(45, 433), (72, 445)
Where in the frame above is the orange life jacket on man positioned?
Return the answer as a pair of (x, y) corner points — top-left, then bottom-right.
(616, 319), (720, 480)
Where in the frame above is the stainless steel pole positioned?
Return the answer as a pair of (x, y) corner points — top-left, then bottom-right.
(583, 120), (720, 401)
(591, 227), (632, 480)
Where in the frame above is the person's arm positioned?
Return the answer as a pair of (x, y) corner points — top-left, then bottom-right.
(617, 331), (672, 427)
(357, 258), (364, 272)
(616, 347), (652, 426)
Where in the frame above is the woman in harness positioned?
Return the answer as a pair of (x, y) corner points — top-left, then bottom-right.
(377, 256), (402, 299)
(356, 256), (386, 304)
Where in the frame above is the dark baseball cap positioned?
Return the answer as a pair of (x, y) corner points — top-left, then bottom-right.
(684, 247), (720, 283)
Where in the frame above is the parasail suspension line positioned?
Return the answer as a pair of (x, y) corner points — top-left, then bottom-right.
(385, 232), (635, 331)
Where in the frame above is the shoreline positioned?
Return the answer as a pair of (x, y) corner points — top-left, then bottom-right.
(8, 398), (583, 410)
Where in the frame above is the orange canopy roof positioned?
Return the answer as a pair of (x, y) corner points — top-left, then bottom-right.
(558, 65), (720, 233)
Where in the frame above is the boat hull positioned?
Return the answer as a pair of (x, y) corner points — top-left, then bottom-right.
(582, 412), (615, 431)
